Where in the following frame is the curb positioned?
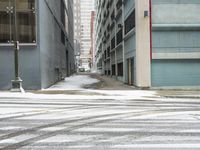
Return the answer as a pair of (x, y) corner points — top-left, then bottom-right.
(164, 95), (200, 99)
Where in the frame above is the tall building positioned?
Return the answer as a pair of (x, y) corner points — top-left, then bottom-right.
(74, 0), (81, 68)
(95, 0), (200, 88)
(0, 0), (75, 90)
(90, 11), (95, 69)
(80, 0), (94, 70)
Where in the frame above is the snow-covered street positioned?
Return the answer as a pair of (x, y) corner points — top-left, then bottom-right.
(0, 74), (200, 150)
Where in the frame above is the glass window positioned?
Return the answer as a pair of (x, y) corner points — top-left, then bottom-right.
(116, 29), (123, 45)
(0, 0), (36, 44)
(107, 46), (110, 58)
(0, 0), (11, 43)
(16, 0), (35, 10)
(112, 64), (116, 76)
(16, 11), (36, 43)
(111, 36), (115, 50)
(125, 10), (135, 35)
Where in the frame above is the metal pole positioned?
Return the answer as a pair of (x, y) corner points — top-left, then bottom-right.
(14, 41), (19, 80)
(11, 0), (24, 92)
(13, 0), (19, 80)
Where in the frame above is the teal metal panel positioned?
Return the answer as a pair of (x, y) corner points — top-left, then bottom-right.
(153, 31), (200, 53)
(152, 59), (200, 86)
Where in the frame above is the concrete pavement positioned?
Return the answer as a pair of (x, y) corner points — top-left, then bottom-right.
(0, 96), (200, 149)
(157, 90), (200, 99)
(0, 74), (200, 149)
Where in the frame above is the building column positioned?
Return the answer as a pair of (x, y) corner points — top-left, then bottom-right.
(122, 1), (126, 83)
(135, 0), (151, 88)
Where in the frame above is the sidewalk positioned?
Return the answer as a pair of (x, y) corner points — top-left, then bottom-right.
(0, 74), (156, 100)
(1, 73), (200, 99)
(156, 90), (200, 99)
(95, 74), (200, 99)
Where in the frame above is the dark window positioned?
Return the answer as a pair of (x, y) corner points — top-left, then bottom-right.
(117, 62), (123, 76)
(110, 0), (114, 5)
(60, 0), (65, 26)
(116, 29), (123, 45)
(16, 0), (35, 10)
(0, 0), (36, 43)
(108, 70), (111, 75)
(104, 50), (107, 59)
(97, 58), (102, 68)
(111, 36), (115, 50)
(112, 64), (116, 75)
(116, 0), (122, 10)
(125, 10), (135, 35)
(105, 70), (107, 75)
(107, 46), (110, 58)
(0, 11), (10, 43)
(111, 10), (115, 20)
(60, 0), (67, 44)
(17, 12), (36, 43)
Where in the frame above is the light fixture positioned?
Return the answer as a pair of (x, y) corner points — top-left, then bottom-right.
(144, 11), (149, 17)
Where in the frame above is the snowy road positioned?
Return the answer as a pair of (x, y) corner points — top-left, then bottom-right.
(0, 75), (200, 150)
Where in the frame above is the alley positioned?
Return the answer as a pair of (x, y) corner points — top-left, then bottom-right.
(0, 74), (200, 150)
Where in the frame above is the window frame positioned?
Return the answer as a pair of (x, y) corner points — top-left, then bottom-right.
(116, 28), (123, 45)
(124, 9), (135, 35)
(0, 0), (37, 46)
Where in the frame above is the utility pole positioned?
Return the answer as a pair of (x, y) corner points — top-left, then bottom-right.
(11, 0), (24, 93)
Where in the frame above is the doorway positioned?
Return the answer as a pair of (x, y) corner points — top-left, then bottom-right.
(127, 58), (134, 85)
(66, 50), (69, 77)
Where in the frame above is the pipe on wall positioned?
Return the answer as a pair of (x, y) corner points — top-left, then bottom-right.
(149, 0), (152, 61)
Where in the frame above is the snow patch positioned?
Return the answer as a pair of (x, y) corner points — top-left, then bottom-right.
(47, 75), (99, 90)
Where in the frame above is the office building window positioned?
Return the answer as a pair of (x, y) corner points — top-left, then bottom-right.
(112, 64), (116, 76)
(107, 46), (110, 58)
(61, 0), (65, 26)
(117, 62), (123, 76)
(0, 0), (36, 44)
(111, 36), (115, 50)
(0, 0), (11, 43)
(125, 10), (135, 35)
(116, 28), (123, 45)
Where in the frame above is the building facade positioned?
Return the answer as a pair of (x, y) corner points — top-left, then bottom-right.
(80, 0), (94, 70)
(95, 0), (200, 88)
(74, 0), (81, 68)
(90, 11), (95, 69)
(0, 0), (75, 90)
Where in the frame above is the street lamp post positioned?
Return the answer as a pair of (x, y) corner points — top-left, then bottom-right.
(11, 0), (24, 93)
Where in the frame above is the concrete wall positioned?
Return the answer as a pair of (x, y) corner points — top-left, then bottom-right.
(39, 0), (66, 88)
(0, 0), (75, 90)
(0, 0), (41, 90)
(135, 0), (151, 87)
(39, 0), (75, 89)
(0, 45), (41, 90)
(152, 0), (200, 87)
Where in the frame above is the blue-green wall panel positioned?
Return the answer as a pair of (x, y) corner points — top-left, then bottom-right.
(152, 59), (200, 86)
(153, 31), (200, 53)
